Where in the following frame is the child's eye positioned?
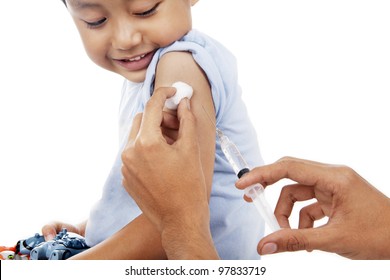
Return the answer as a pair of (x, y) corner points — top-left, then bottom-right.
(85, 18), (107, 29)
(133, 3), (160, 17)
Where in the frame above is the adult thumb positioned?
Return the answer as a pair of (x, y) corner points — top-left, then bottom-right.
(258, 227), (338, 256)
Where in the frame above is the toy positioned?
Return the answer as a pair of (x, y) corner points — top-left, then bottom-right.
(0, 246), (16, 260)
(30, 228), (89, 260)
(14, 233), (45, 259)
(1, 228), (89, 260)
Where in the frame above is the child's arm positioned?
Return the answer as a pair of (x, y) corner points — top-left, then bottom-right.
(155, 51), (216, 197)
(72, 52), (215, 259)
(70, 214), (165, 259)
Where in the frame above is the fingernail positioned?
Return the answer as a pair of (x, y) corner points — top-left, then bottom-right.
(261, 243), (277, 255)
(186, 98), (191, 110)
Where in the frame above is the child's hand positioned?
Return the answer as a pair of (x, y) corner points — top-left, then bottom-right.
(41, 220), (87, 241)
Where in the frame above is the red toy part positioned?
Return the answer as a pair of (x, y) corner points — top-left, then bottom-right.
(0, 246), (16, 260)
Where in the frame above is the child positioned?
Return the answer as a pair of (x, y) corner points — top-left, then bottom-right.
(47, 0), (264, 259)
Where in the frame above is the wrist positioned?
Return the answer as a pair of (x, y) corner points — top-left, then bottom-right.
(161, 211), (219, 259)
(374, 198), (390, 259)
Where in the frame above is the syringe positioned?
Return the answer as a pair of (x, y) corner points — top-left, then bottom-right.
(217, 128), (281, 232)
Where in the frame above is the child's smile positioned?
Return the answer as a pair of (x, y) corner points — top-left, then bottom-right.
(66, 0), (196, 83)
(113, 50), (156, 72)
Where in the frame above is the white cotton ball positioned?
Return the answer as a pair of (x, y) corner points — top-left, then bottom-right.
(164, 81), (193, 110)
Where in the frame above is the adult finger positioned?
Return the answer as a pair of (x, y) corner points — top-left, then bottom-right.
(162, 111), (180, 130)
(160, 111), (180, 144)
(175, 98), (198, 147)
(274, 184), (315, 228)
(128, 113), (143, 141)
(257, 227), (339, 256)
(298, 202), (326, 229)
(140, 87), (176, 135)
(236, 157), (332, 189)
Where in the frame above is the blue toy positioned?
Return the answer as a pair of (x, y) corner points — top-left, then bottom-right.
(14, 233), (45, 259)
(30, 228), (89, 260)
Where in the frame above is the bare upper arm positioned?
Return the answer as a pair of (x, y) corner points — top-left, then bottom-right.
(154, 51), (216, 196)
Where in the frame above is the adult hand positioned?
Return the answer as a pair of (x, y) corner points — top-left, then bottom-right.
(121, 87), (219, 259)
(236, 157), (390, 259)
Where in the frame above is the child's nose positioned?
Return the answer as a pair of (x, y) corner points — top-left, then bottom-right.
(112, 24), (142, 50)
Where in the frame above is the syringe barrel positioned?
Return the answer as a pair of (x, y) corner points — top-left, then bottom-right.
(217, 129), (280, 232)
(219, 134), (249, 177)
(245, 184), (281, 232)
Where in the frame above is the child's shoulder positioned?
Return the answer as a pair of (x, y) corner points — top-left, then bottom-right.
(154, 51), (210, 98)
(179, 29), (232, 55)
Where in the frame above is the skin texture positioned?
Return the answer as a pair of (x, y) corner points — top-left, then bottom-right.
(43, 0), (217, 259)
(236, 157), (390, 259)
(121, 118), (390, 261)
(114, 92), (390, 260)
(121, 88), (219, 259)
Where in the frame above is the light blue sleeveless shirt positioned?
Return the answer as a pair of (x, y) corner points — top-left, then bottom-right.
(85, 30), (265, 259)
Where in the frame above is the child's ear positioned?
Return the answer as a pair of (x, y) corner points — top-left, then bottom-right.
(190, 0), (199, 6)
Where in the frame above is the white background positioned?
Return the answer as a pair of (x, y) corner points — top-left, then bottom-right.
(1, 0), (389, 267)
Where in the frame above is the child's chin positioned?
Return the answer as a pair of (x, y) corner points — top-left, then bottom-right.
(122, 71), (147, 83)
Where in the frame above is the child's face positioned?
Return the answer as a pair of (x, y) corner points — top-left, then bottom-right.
(66, 0), (197, 82)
